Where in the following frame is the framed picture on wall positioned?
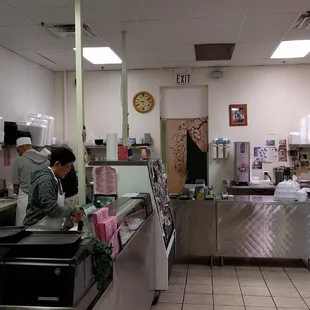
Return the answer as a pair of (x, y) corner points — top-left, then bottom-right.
(229, 104), (248, 126)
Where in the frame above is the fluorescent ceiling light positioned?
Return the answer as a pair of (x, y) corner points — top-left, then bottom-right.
(73, 47), (122, 64)
(271, 40), (310, 59)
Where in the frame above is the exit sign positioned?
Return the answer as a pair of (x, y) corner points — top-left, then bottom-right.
(175, 68), (191, 85)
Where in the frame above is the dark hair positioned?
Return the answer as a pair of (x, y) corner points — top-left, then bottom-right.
(50, 146), (76, 166)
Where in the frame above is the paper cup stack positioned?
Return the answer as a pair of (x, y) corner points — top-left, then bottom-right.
(300, 117), (308, 144)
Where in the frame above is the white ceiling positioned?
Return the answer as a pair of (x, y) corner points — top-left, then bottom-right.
(1, 0), (310, 71)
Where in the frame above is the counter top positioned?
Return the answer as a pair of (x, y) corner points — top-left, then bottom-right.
(0, 199), (17, 212)
(225, 185), (276, 189)
(171, 196), (310, 204)
(218, 195), (309, 204)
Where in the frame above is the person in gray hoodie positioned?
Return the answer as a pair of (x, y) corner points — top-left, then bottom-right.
(23, 146), (80, 227)
(12, 137), (50, 225)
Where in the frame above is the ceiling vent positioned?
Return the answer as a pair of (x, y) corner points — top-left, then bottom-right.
(292, 11), (310, 29)
(44, 23), (96, 38)
(194, 44), (235, 61)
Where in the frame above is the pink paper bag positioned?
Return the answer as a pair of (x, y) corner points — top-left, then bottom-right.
(98, 216), (119, 258)
(93, 207), (109, 239)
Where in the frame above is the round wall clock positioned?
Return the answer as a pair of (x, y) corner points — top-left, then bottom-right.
(133, 91), (154, 113)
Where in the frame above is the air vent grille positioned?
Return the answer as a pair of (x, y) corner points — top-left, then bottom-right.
(194, 44), (235, 61)
(45, 23), (96, 38)
(292, 11), (310, 29)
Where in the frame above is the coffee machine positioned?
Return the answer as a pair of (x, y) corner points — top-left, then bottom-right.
(235, 142), (250, 185)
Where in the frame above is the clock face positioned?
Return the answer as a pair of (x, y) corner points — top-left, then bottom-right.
(133, 91), (154, 113)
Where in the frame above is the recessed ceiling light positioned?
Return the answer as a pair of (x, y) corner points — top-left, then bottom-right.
(73, 47), (122, 64)
(271, 40), (310, 59)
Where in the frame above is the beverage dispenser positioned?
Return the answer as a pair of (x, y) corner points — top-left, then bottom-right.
(235, 142), (250, 185)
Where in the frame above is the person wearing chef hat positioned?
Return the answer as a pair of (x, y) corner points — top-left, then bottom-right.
(12, 137), (50, 225)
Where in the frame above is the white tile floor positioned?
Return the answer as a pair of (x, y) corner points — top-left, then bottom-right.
(152, 263), (310, 310)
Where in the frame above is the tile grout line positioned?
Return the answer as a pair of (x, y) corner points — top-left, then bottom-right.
(211, 265), (215, 310)
(180, 264), (189, 310)
(283, 266), (310, 310)
(235, 265), (246, 310)
(259, 265), (279, 309)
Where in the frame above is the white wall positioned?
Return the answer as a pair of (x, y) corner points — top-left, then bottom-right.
(0, 46), (54, 182)
(55, 65), (310, 191)
(160, 86), (208, 118)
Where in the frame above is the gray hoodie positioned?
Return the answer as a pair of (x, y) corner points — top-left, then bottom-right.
(23, 168), (76, 226)
(12, 149), (49, 194)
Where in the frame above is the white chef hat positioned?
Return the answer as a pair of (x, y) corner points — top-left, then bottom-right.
(16, 137), (32, 147)
(40, 148), (51, 157)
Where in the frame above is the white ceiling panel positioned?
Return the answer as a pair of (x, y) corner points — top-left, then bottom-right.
(189, 0), (247, 18)
(232, 42), (278, 60)
(16, 49), (102, 71)
(137, 20), (192, 45)
(230, 58), (308, 66)
(246, 0), (309, 15)
(0, 25), (71, 50)
(63, 36), (109, 49)
(4, 0), (70, 8)
(284, 28), (310, 40)
(112, 45), (159, 63)
(17, 6), (75, 24)
(14, 50), (62, 70)
(138, 0), (190, 21)
(135, 16), (243, 46)
(33, 49), (75, 66)
(156, 45), (194, 62)
(238, 14), (299, 42)
(91, 22), (148, 47)
(0, 1), (34, 26)
(82, 0), (141, 23)
(127, 46), (159, 63)
(190, 16), (243, 44)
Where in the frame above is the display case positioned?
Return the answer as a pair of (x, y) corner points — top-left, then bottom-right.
(88, 161), (173, 291)
(149, 159), (174, 247)
(111, 195), (153, 247)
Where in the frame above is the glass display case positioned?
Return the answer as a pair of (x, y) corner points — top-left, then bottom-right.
(107, 194), (153, 249)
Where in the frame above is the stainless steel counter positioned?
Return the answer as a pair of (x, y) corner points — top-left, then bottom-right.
(171, 200), (216, 263)
(171, 197), (310, 262)
(217, 198), (310, 259)
(94, 213), (155, 310)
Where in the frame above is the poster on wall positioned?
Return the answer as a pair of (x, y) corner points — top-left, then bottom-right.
(279, 139), (287, 147)
(300, 153), (310, 172)
(278, 138), (288, 162)
(278, 147), (288, 162)
(266, 139), (275, 146)
(254, 147), (278, 163)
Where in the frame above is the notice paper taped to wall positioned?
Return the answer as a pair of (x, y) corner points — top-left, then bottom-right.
(254, 147), (278, 163)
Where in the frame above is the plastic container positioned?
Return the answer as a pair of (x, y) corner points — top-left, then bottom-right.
(7, 185), (14, 198)
(274, 180), (300, 201)
(297, 189), (307, 202)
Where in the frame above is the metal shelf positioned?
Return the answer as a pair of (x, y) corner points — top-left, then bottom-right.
(289, 144), (310, 148)
(86, 144), (151, 149)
